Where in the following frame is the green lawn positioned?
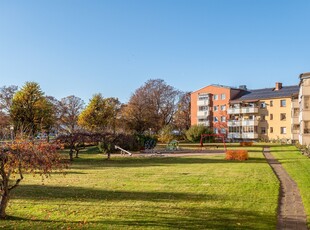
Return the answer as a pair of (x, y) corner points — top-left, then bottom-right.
(2, 146), (279, 229)
(270, 145), (310, 228)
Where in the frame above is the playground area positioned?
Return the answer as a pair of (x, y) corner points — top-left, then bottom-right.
(115, 134), (228, 157)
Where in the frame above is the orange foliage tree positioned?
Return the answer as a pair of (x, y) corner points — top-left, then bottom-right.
(0, 139), (66, 219)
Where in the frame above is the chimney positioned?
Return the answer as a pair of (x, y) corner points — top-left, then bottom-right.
(239, 85), (247, 90)
(275, 82), (282, 91)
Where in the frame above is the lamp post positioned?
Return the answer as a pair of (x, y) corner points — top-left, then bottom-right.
(10, 125), (14, 142)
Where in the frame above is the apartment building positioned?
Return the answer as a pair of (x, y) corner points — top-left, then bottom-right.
(190, 84), (246, 136)
(228, 83), (299, 141)
(299, 72), (310, 145)
(191, 82), (299, 142)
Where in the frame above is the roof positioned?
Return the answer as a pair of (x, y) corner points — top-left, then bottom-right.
(191, 84), (246, 94)
(230, 85), (299, 102)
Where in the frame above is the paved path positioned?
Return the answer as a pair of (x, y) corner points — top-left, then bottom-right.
(263, 147), (308, 230)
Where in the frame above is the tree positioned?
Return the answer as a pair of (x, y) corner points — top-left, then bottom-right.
(0, 85), (18, 114)
(58, 95), (84, 134)
(10, 82), (54, 137)
(0, 139), (65, 219)
(173, 92), (191, 135)
(185, 125), (212, 142)
(123, 79), (181, 134)
(158, 125), (175, 144)
(0, 85), (18, 140)
(78, 94), (121, 133)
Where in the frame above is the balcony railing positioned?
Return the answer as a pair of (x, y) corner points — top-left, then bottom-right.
(241, 120), (258, 126)
(227, 108), (241, 114)
(227, 120), (241, 126)
(197, 111), (209, 118)
(197, 99), (210, 106)
(241, 107), (258, 114)
(227, 120), (258, 127)
(227, 133), (241, 139)
(242, 133), (258, 139)
(228, 107), (258, 114)
(197, 121), (210, 126)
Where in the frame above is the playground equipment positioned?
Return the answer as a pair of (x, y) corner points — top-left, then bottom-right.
(115, 145), (133, 156)
(200, 134), (227, 152)
(166, 140), (179, 151)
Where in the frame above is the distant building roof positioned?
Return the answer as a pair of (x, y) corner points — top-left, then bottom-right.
(230, 85), (299, 102)
(191, 84), (246, 94)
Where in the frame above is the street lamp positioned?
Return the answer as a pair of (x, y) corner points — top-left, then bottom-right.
(10, 125), (14, 142)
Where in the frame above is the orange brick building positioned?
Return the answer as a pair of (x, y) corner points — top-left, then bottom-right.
(190, 85), (245, 136)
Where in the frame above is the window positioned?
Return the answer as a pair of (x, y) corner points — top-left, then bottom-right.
(198, 94), (209, 101)
(270, 100), (273, 107)
(280, 127), (286, 134)
(260, 115), (265, 121)
(280, 100), (286, 107)
(214, 128), (218, 134)
(280, 113), (286, 121)
(220, 105), (226, 111)
(213, 94), (218, 100)
(221, 128), (226, 134)
(293, 108), (299, 116)
(304, 121), (310, 133)
(243, 126), (254, 133)
(199, 106), (208, 111)
(260, 102), (266, 108)
(304, 96), (310, 109)
(221, 116), (226, 122)
(213, 106), (218, 111)
(221, 93), (226, 100)
(270, 127), (273, 133)
(214, 117), (218, 122)
(261, 127), (266, 134)
(270, 114), (273, 120)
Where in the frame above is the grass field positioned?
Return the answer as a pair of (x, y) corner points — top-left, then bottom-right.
(1, 146), (280, 229)
(270, 145), (310, 228)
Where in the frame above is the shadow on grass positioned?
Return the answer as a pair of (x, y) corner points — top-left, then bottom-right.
(12, 185), (217, 202)
(5, 205), (276, 230)
(69, 155), (267, 169)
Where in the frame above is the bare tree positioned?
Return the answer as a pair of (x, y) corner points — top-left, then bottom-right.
(123, 79), (180, 134)
(173, 92), (191, 134)
(0, 85), (18, 113)
(58, 95), (84, 134)
(0, 85), (17, 140)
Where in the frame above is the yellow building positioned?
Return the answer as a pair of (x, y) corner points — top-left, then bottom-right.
(228, 83), (299, 142)
(299, 72), (310, 145)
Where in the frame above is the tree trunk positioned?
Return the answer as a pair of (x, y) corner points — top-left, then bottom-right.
(0, 190), (9, 219)
(69, 148), (73, 161)
(107, 152), (110, 160)
(75, 149), (79, 158)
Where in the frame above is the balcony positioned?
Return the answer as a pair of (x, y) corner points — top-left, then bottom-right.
(241, 107), (258, 114)
(227, 120), (241, 126)
(228, 108), (241, 114)
(197, 111), (209, 118)
(197, 121), (210, 126)
(241, 120), (258, 126)
(227, 133), (241, 139)
(197, 99), (210, 106)
(292, 100), (299, 108)
(242, 133), (258, 139)
(292, 116), (299, 124)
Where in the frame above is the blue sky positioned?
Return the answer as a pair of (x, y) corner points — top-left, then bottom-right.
(0, 0), (309, 103)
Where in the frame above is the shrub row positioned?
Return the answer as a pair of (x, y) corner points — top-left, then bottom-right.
(225, 150), (248, 161)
